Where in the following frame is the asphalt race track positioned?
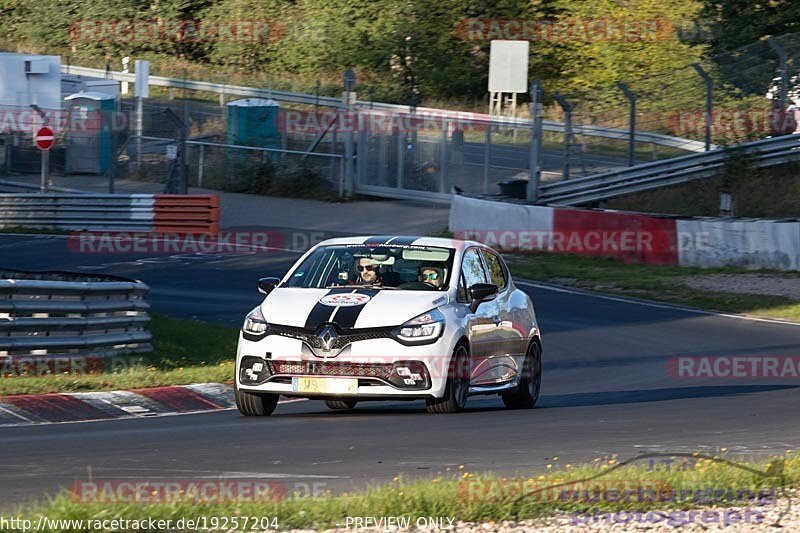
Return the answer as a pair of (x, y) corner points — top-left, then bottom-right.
(1, 234), (800, 506)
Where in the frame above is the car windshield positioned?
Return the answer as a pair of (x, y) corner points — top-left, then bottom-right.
(283, 244), (455, 291)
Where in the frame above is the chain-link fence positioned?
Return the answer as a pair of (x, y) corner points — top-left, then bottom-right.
(5, 31), (800, 200)
(544, 32), (800, 180)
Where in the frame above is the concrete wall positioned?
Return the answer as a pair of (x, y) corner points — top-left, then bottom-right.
(450, 194), (800, 270)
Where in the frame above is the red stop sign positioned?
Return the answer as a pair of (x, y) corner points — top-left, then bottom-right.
(35, 126), (54, 151)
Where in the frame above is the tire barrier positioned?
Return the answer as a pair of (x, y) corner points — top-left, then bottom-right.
(0, 270), (151, 358)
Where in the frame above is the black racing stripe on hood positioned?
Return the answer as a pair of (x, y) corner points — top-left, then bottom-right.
(386, 236), (420, 246)
(363, 236), (394, 246)
(329, 289), (379, 329)
(304, 289), (339, 330)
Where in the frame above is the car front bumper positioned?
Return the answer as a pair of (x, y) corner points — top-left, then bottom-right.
(235, 331), (455, 399)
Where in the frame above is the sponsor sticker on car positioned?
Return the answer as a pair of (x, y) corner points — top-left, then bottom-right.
(319, 293), (371, 307)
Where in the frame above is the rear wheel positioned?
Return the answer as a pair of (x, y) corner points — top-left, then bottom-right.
(235, 383), (279, 416)
(426, 344), (470, 414)
(325, 399), (358, 410)
(502, 341), (542, 409)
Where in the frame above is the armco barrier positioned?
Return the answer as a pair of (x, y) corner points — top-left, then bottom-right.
(449, 194), (800, 270)
(0, 194), (219, 233)
(0, 270), (151, 358)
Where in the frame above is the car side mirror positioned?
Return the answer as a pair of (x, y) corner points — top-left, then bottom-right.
(468, 283), (499, 313)
(258, 277), (281, 295)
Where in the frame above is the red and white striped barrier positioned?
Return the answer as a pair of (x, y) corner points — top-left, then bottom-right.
(0, 194), (219, 234)
(449, 195), (800, 270)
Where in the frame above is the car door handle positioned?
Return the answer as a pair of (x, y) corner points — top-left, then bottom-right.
(492, 315), (501, 325)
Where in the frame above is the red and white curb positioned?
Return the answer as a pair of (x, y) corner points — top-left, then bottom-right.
(0, 383), (241, 426)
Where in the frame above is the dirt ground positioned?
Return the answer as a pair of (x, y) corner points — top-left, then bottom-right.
(681, 274), (800, 301)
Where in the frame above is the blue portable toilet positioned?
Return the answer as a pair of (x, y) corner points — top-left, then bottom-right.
(64, 92), (116, 174)
(226, 98), (280, 161)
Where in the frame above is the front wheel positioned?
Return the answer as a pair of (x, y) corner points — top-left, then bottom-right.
(235, 384), (279, 416)
(502, 341), (542, 409)
(426, 344), (470, 414)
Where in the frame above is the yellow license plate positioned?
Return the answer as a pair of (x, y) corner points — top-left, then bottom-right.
(291, 376), (358, 394)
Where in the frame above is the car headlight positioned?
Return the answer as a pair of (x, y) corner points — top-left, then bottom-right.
(242, 306), (269, 336)
(393, 309), (445, 344)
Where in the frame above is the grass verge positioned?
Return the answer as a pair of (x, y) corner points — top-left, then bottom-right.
(506, 252), (800, 322)
(0, 314), (237, 396)
(10, 451), (797, 531)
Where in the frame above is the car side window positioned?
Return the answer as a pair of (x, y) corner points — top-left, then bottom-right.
(458, 248), (489, 302)
(481, 250), (507, 289)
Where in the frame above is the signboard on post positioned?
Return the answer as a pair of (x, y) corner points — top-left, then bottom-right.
(35, 126), (54, 150)
(134, 59), (149, 98)
(488, 40), (529, 118)
(34, 125), (53, 192)
(488, 40), (529, 93)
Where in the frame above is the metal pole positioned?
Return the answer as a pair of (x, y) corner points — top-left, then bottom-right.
(343, 114), (354, 196)
(553, 93), (572, 179)
(358, 128), (368, 188)
(768, 39), (789, 110)
(483, 127), (490, 194)
(198, 143), (204, 187)
(40, 150), (48, 192)
(692, 64), (713, 151)
(181, 103), (188, 194)
(396, 132), (404, 189)
(439, 120), (448, 193)
(527, 80), (543, 202)
(135, 96), (143, 168)
(342, 69), (356, 197)
(617, 82), (636, 166)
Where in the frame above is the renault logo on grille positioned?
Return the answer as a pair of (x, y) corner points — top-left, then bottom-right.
(317, 325), (338, 352)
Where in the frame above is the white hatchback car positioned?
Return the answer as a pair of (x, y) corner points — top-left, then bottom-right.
(235, 236), (542, 414)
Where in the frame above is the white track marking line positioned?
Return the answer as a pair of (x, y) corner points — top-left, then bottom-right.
(0, 399), (309, 427)
(0, 404), (34, 423)
(516, 279), (800, 327)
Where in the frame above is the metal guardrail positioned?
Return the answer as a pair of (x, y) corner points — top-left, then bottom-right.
(538, 135), (800, 206)
(0, 193), (219, 232)
(0, 194), (154, 231)
(0, 270), (151, 357)
(62, 65), (709, 152)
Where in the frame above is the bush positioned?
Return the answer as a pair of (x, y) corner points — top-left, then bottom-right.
(221, 158), (337, 200)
